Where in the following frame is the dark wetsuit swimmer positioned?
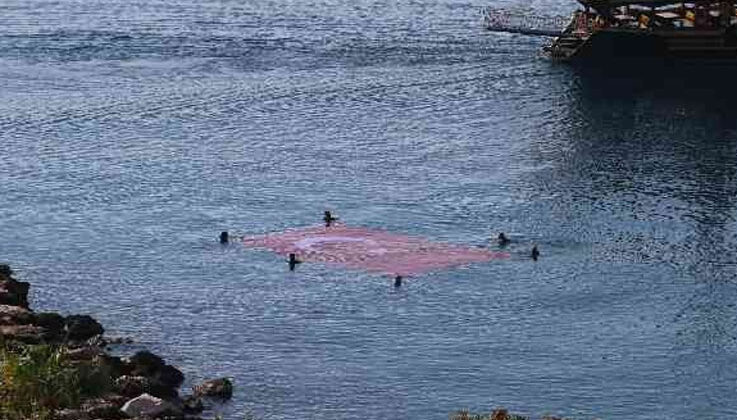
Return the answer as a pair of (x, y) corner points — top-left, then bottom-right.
(324, 211), (338, 227)
(289, 253), (302, 271)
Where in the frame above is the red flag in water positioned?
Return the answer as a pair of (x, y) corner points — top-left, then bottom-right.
(242, 224), (508, 276)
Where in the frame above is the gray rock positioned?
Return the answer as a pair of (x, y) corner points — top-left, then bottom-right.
(0, 264), (12, 278)
(65, 314), (104, 341)
(53, 408), (91, 420)
(114, 375), (151, 398)
(192, 378), (233, 400)
(0, 270), (30, 308)
(96, 353), (128, 378)
(67, 345), (106, 361)
(120, 393), (181, 418)
(182, 396), (204, 414)
(155, 364), (185, 390)
(129, 351), (165, 371)
(81, 397), (128, 419)
(35, 312), (66, 340)
(0, 324), (45, 344)
(128, 351), (184, 390)
(0, 304), (35, 325)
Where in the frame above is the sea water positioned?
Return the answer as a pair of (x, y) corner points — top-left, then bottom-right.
(1, 1), (737, 419)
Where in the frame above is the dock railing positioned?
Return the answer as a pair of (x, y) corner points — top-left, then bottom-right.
(482, 7), (571, 37)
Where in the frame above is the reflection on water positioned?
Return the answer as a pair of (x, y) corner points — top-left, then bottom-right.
(528, 65), (737, 418)
(564, 65), (737, 272)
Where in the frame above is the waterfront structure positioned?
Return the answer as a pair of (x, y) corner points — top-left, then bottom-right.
(485, 1), (737, 61)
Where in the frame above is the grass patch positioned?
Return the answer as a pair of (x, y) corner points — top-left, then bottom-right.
(0, 343), (112, 420)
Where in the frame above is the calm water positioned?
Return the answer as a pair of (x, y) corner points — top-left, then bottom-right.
(2, 1), (737, 419)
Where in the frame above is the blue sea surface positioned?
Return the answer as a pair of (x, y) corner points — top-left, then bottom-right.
(2, 1), (737, 419)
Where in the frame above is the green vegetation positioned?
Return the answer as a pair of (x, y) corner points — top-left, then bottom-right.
(0, 342), (112, 420)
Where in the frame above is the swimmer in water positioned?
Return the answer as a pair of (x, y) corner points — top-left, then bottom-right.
(324, 210), (338, 227)
(394, 276), (402, 287)
(497, 232), (510, 246)
(288, 253), (302, 271)
(531, 245), (540, 261)
(219, 231), (229, 244)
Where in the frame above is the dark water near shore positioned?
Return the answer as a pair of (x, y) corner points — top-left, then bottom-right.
(2, 1), (737, 419)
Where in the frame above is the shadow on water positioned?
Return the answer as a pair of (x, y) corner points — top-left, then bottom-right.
(563, 62), (737, 272)
(535, 62), (737, 415)
(535, 62), (737, 261)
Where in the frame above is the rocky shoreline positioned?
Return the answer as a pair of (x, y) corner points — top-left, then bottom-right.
(0, 264), (232, 420)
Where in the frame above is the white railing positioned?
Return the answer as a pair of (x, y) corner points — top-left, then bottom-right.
(482, 7), (571, 36)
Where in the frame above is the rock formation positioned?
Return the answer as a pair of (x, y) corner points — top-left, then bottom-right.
(0, 264), (230, 420)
